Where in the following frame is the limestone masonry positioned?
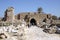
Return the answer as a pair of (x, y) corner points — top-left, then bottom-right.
(0, 7), (60, 26)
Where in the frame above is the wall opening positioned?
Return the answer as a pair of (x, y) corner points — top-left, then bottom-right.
(30, 18), (37, 25)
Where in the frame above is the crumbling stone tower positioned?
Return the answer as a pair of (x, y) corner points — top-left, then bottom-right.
(4, 7), (15, 22)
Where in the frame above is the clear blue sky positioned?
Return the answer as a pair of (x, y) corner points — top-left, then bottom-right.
(0, 0), (60, 17)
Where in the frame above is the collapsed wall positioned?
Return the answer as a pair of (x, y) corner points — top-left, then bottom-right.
(0, 7), (60, 27)
(0, 24), (60, 40)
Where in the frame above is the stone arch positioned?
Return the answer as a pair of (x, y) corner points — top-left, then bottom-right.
(30, 18), (37, 25)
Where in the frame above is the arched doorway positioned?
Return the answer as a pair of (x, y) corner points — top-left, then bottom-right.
(30, 18), (37, 25)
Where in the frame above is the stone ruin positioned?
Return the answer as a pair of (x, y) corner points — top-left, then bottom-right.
(0, 7), (60, 34)
(0, 7), (59, 26)
(0, 7), (60, 40)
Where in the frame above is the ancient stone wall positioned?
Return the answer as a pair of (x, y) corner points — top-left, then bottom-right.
(15, 12), (52, 25)
(1, 7), (60, 26)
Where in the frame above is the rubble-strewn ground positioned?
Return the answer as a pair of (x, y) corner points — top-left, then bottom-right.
(24, 26), (60, 40)
(0, 25), (60, 40)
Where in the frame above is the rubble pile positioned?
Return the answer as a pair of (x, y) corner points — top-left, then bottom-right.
(0, 21), (60, 40)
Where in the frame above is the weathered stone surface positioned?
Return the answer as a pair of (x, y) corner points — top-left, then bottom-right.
(0, 7), (59, 26)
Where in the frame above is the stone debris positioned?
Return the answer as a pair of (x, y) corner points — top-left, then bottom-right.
(0, 6), (60, 40)
(0, 22), (60, 40)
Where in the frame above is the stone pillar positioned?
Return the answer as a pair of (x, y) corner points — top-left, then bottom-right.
(4, 7), (15, 23)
